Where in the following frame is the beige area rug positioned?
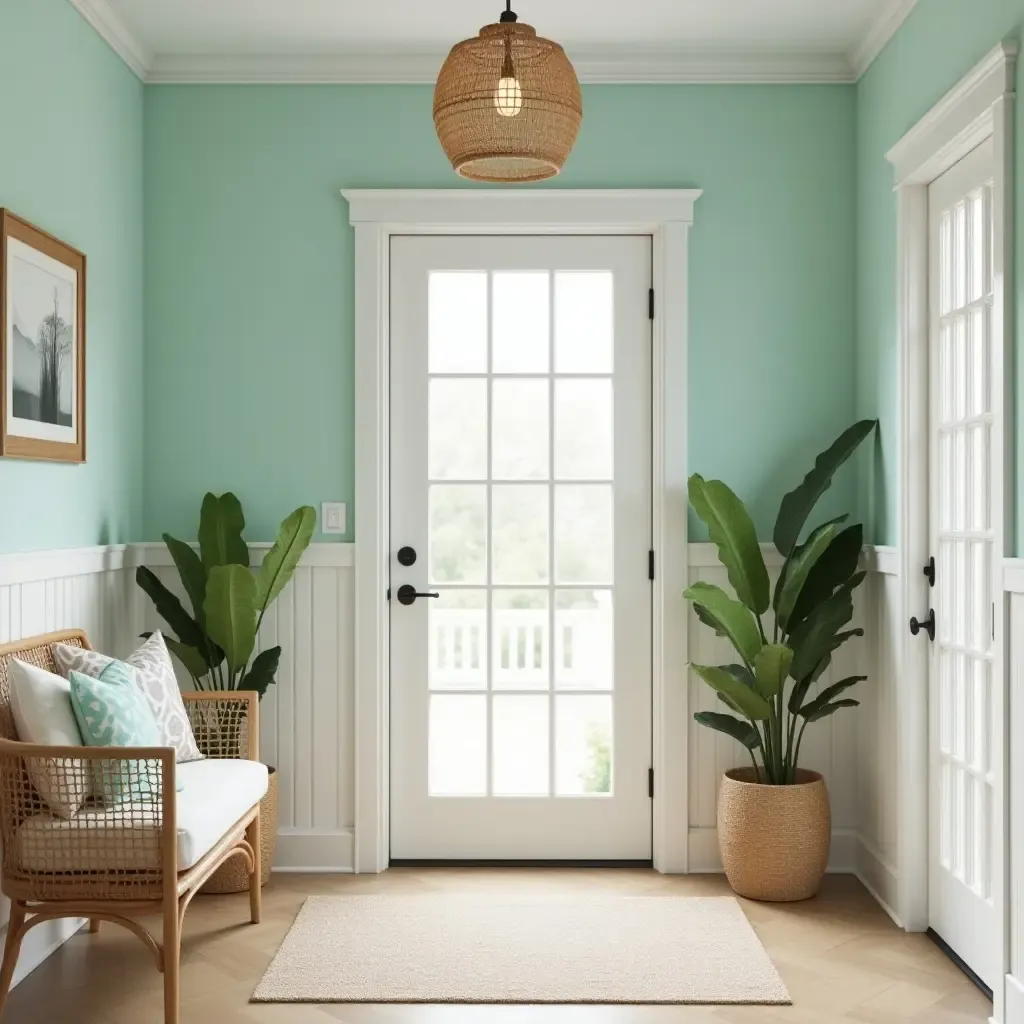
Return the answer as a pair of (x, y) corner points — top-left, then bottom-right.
(252, 894), (790, 1005)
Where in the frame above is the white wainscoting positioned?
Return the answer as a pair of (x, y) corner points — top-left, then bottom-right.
(1005, 562), (1024, 1024)
(132, 543), (356, 873)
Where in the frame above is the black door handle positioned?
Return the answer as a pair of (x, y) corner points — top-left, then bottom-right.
(396, 584), (440, 606)
(910, 608), (935, 641)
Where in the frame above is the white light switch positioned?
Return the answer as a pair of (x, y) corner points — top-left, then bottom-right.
(321, 502), (347, 535)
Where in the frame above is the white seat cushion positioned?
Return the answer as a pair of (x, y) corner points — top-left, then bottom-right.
(13, 759), (268, 873)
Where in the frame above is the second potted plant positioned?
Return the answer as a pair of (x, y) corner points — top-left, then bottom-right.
(136, 492), (316, 892)
(685, 420), (876, 901)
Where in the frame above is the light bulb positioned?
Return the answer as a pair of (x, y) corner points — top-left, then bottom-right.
(494, 75), (523, 117)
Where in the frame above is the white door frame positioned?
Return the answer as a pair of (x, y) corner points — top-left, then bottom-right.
(344, 188), (701, 874)
(887, 41), (1015, 1018)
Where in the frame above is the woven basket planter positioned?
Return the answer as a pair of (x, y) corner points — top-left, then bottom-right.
(201, 767), (278, 894)
(717, 768), (830, 902)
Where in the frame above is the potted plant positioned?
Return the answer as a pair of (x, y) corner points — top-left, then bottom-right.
(685, 420), (877, 902)
(135, 492), (316, 892)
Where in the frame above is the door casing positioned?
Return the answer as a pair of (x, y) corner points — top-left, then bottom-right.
(345, 189), (701, 876)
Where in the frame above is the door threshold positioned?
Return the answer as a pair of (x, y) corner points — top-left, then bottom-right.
(926, 929), (993, 1001)
(389, 859), (654, 869)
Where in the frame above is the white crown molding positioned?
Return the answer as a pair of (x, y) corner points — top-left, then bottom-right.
(848, 0), (918, 79)
(67, 0), (151, 80)
(147, 48), (856, 85)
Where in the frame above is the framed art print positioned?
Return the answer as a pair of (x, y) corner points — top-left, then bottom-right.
(0, 210), (86, 462)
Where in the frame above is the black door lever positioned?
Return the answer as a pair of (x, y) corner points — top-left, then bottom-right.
(909, 608), (936, 641)
(396, 584), (440, 606)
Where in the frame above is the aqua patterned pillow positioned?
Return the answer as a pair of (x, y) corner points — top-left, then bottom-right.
(69, 661), (167, 804)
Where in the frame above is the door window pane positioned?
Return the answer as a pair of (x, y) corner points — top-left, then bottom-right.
(493, 590), (548, 691)
(493, 272), (549, 373)
(430, 590), (486, 690)
(555, 272), (613, 374)
(555, 485), (613, 584)
(555, 379), (613, 480)
(429, 272), (487, 373)
(555, 590), (613, 691)
(429, 695), (486, 796)
(493, 696), (549, 796)
(492, 379), (549, 480)
(429, 378), (487, 480)
(556, 696), (612, 795)
(430, 485), (486, 584)
(492, 485), (549, 584)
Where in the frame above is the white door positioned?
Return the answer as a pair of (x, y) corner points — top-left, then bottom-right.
(927, 140), (998, 989)
(389, 235), (652, 861)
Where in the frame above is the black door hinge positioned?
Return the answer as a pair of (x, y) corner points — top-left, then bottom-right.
(648, 768), (654, 798)
(648, 288), (655, 320)
(648, 550), (655, 580)
(386, 588), (391, 601)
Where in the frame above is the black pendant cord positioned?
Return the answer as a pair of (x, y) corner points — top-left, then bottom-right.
(500, 0), (518, 23)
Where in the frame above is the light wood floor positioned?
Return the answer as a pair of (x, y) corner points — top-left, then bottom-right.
(4, 870), (991, 1024)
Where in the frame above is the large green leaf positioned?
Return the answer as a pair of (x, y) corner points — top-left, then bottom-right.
(691, 664), (772, 720)
(684, 582), (763, 666)
(773, 420), (877, 557)
(715, 665), (755, 713)
(774, 517), (846, 633)
(787, 630), (864, 713)
(162, 637), (211, 680)
(695, 604), (728, 637)
(688, 475), (770, 614)
(163, 533), (207, 625)
(800, 675), (867, 718)
(787, 524), (864, 631)
(135, 567), (208, 652)
(753, 644), (794, 700)
(239, 646), (282, 700)
(801, 698), (860, 723)
(788, 584), (855, 681)
(256, 506), (316, 610)
(198, 492), (250, 570)
(694, 712), (762, 751)
(203, 564), (258, 676)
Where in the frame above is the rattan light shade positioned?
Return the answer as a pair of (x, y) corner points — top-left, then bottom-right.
(434, 20), (583, 183)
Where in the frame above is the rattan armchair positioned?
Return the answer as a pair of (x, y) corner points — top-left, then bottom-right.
(0, 630), (263, 1024)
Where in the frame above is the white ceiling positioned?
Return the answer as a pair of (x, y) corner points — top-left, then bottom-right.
(71, 0), (918, 83)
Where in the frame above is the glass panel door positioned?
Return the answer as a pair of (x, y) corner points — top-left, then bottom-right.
(390, 236), (652, 860)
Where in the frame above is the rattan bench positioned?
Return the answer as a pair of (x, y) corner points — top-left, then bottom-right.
(0, 629), (263, 1024)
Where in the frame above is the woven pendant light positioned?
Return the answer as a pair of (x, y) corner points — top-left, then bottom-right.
(433, 3), (583, 183)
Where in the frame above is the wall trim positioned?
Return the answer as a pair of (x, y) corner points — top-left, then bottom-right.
(131, 541), (354, 568)
(1004, 559), (1024, 594)
(347, 188), (698, 874)
(67, 0), (151, 79)
(688, 827), (857, 874)
(849, 0), (918, 80)
(272, 829), (354, 873)
(855, 835), (902, 927)
(688, 542), (897, 574)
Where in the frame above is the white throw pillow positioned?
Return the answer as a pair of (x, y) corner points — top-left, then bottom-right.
(52, 633), (204, 763)
(9, 659), (91, 819)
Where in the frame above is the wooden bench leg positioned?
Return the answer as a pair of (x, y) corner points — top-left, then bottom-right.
(0, 903), (26, 1018)
(163, 899), (180, 1024)
(89, 918), (101, 934)
(246, 808), (262, 925)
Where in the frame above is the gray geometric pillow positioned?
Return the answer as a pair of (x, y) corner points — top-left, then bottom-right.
(52, 631), (204, 763)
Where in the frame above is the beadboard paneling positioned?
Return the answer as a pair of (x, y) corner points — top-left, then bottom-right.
(686, 558), (868, 872)
(1009, 588), (1024, 989)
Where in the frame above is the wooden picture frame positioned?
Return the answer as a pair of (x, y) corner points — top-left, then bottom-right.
(0, 210), (86, 462)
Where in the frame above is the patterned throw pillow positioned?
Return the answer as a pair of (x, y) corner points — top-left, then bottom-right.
(53, 632), (203, 763)
(69, 661), (165, 804)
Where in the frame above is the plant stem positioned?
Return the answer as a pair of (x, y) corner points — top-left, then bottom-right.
(791, 719), (810, 779)
(748, 747), (762, 785)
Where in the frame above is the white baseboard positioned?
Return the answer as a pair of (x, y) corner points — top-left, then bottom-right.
(273, 829), (354, 872)
(1005, 973), (1024, 1024)
(7, 917), (85, 988)
(854, 834), (902, 926)
(687, 827), (857, 873)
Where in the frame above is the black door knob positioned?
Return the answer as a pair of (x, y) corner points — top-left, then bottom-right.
(396, 584), (440, 606)
(909, 608), (935, 641)
(397, 546), (417, 567)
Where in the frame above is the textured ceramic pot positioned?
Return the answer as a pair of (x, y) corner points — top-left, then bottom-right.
(201, 766), (278, 893)
(717, 767), (830, 902)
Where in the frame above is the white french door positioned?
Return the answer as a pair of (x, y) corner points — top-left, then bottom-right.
(389, 235), (652, 861)
(926, 140), (998, 989)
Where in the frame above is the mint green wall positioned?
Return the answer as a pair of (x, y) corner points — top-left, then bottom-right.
(144, 84), (856, 542)
(0, 0), (143, 553)
(856, 1), (1024, 546)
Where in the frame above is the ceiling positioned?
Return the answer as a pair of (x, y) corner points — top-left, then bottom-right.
(71, 0), (918, 83)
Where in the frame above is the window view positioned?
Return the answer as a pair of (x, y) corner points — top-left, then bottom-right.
(426, 270), (615, 798)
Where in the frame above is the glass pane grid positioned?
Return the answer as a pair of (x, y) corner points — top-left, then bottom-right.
(426, 268), (616, 799)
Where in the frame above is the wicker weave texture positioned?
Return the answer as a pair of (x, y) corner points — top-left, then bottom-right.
(717, 768), (831, 903)
(434, 21), (582, 182)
